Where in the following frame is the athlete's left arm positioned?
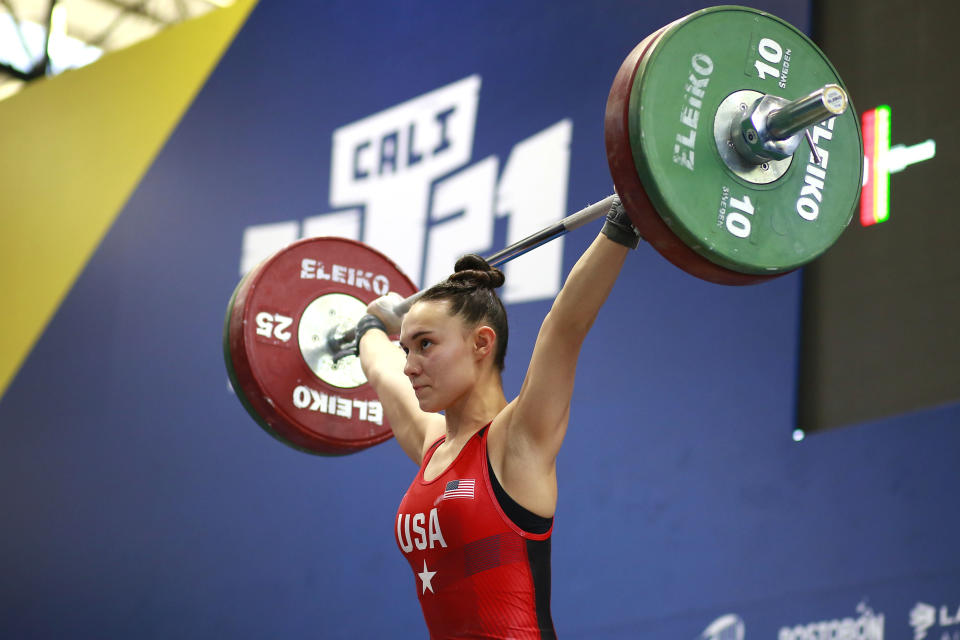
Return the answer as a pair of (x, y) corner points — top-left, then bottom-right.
(506, 228), (631, 467)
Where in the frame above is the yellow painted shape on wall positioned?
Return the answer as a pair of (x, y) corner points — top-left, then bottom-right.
(0, 0), (258, 400)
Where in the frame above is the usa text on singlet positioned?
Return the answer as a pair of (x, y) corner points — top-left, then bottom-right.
(395, 426), (556, 639)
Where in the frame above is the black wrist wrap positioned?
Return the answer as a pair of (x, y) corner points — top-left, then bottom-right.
(355, 314), (387, 357)
(600, 196), (641, 249)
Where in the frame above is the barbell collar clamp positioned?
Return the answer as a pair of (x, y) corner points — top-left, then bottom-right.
(732, 83), (848, 164)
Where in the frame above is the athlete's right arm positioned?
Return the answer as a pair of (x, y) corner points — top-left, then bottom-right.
(359, 330), (443, 465)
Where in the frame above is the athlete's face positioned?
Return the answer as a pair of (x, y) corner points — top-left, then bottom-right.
(399, 300), (477, 413)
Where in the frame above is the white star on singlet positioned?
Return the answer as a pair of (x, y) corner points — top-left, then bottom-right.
(418, 560), (437, 594)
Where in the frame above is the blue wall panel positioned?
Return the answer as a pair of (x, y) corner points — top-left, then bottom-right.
(2, 1), (958, 638)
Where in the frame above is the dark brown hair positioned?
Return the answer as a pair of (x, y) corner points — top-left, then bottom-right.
(418, 254), (508, 371)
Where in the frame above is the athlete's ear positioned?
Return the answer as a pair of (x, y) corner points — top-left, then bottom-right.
(473, 326), (496, 362)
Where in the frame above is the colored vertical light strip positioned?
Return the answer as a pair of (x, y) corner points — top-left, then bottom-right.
(874, 105), (891, 224)
(860, 105), (891, 226)
(860, 108), (876, 226)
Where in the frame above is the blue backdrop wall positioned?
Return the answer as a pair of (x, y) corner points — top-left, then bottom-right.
(2, 1), (958, 638)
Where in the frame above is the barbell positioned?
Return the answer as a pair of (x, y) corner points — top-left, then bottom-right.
(223, 5), (863, 455)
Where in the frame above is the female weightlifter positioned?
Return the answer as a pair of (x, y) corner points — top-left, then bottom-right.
(356, 198), (639, 639)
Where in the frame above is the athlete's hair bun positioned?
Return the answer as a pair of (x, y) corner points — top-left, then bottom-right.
(450, 254), (505, 289)
(418, 253), (509, 371)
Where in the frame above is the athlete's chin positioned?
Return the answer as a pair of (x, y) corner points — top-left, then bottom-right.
(415, 390), (444, 413)
(417, 397), (443, 413)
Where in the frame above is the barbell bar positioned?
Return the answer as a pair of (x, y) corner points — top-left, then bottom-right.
(224, 5), (864, 455)
(326, 194), (620, 356)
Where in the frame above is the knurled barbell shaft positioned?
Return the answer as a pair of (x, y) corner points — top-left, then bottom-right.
(393, 194), (617, 314)
(329, 194), (617, 354)
(766, 84), (848, 141)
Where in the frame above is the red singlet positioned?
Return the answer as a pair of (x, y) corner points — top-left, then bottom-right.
(395, 427), (556, 639)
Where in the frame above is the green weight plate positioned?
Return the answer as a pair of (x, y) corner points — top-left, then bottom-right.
(629, 5), (863, 274)
(606, 22), (772, 285)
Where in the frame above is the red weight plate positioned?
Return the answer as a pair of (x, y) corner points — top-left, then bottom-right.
(225, 237), (418, 455)
(604, 22), (780, 286)
(223, 260), (293, 448)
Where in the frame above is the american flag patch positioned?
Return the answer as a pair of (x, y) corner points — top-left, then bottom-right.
(441, 479), (475, 500)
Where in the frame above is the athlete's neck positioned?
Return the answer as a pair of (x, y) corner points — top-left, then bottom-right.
(442, 370), (507, 445)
